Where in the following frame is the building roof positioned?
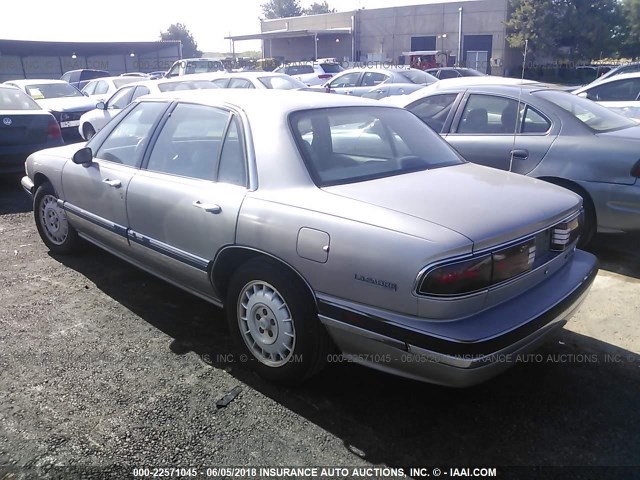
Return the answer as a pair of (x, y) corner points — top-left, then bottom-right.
(225, 28), (351, 42)
(0, 39), (181, 57)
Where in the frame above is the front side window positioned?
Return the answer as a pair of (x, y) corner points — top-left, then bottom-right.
(361, 72), (389, 87)
(82, 81), (97, 96)
(94, 81), (109, 95)
(408, 93), (459, 133)
(146, 103), (231, 180)
(228, 78), (254, 89)
(108, 87), (135, 109)
(329, 72), (361, 88)
(290, 106), (463, 186)
(258, 76), (305, 90)
(95, 102), (166, 167)
(586, 78), (640, 102)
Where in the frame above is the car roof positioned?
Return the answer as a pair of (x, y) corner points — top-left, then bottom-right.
(573, 71), (640, 93)
(139, 88), (393, 116)
(5, 79), (69, 86)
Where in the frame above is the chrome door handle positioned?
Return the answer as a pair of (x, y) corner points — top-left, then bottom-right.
(102, 178), (121, 188)
(510, 149), (529, 159)
(192, 201), (222, 214)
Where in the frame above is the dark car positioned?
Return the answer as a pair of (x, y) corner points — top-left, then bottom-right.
(0, 85), (63, 175)
(61, 69), (110, 90)
(426, 67), (486, 79)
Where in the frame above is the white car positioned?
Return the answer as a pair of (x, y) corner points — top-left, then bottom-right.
(165, 58), (226, 78)
(274, 62), (345, 86)
(186, 72), (309, 90)
(78, 78), (218, 140)
(81, 76), (142, 102)
(573, 72), (640, 121)
(4, 79), (96, 140)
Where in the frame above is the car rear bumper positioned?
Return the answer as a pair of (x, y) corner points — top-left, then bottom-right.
(318, 249), (598, 387)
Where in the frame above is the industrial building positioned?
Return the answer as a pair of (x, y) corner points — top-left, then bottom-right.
(227, 0), (518, 75)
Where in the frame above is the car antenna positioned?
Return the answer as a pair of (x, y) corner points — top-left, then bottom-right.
(509, 38), (528, 172)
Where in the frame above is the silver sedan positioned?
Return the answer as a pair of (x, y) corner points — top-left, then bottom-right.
(21, 90), (597, 386)
(387, 83), (640, 244)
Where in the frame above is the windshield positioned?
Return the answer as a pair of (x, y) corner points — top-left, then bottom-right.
(535, 90), (636, 132)
(396, 69), (437, 85)
(258, 75), (306, 90)
(290, 106), (464, 186)
(25, 82), (83, 99)
(158, 80), (219, 92)
(0, 87), (41, 110)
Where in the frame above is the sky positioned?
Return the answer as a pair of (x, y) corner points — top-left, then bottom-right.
(0, 0), (433, 53)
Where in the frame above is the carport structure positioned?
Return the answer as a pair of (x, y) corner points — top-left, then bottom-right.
(0, 39), (182, 81)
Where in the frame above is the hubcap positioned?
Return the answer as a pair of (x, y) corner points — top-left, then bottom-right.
(39, 194), (69, 245)
(238, 281), (295, 367)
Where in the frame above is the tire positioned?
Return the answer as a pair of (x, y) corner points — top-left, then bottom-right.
(34, 182), (81, 254)
(225, 258), (329, 384)
(83, 124), (95, 140)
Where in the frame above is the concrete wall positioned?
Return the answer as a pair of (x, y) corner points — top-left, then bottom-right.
(262, 11), (355, 32)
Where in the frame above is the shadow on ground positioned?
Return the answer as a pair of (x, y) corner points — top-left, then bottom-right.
(54, 243), (640, 469)
(0, 175), (30, 215)
(587, 232), (640, 279)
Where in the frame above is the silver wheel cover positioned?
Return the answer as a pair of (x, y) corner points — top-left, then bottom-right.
(39, 194), (69, 246)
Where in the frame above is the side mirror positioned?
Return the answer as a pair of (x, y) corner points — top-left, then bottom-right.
(96, 101), (106, 110)
(72, 147), (93, 166)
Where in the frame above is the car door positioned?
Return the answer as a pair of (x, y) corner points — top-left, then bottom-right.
(348, 71), (390, 96)
(61, 101), (168, 252)
(583, 77), (640, 119)
(444, 93), (558, 174)
(326, 71), (363, 94)
(126, 102), (248, 298)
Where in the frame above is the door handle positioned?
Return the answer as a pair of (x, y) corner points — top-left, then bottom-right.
(192, 201), (222, 214)
(510, 149), (529, 159)
(102, 178), (121, 188)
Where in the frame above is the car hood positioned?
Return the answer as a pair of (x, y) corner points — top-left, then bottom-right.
(36, 97), (96, 113)
(322, 163), (582, 251)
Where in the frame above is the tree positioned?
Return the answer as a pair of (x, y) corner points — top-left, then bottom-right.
(160, 23), (202, 58)
(261, 0), (303, 19)
(505, 0), (567, 59)
(304, 1), (336, 15)
(620, 0), (640, 58)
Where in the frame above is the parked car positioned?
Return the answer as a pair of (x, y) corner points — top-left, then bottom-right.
(79, 78), (219, 140)
(0, 85), (63, 174)
(274, 61), (344, 86)
(148, 71), (167, 80)
(61, 69), (110, 90)
(361, 83), (426, 100)
(188, 72), (309, 90)
(583, 62), (640, 86)
(21, 89), (597, 386)
(572, 72), (640, 121)
(323, 67), (437, 96)
(387, 83), (640, 244)
(4, 79), (96, 141)
(81, 76), (141, 102)
(165, 58), (226, 78)
(425, 67), (486, 79)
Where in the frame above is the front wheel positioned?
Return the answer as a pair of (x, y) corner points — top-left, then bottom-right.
(34, 182), (81, 254)
(225, 258), (329, 384)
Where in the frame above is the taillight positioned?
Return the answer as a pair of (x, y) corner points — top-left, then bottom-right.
(631, 159), (640, 178)
(318, 74), (332, 79)
(47, 118), (62, 140)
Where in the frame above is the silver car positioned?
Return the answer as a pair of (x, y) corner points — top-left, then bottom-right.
(388, 83), (640, 245)
(21, 90), (597, 387)
(323, 67), (437, 96)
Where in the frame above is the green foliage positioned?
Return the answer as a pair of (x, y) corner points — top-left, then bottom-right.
(304, 1), (336, 15)
(160, 23), (202, 58)
(621, 0), (640, 57)
(506, 0), (626, 61)
(261, 0), (303, 19)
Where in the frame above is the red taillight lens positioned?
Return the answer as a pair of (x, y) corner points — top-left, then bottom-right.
(420, 255), (492, 295)
(493, 238), (536, 283)
(631, 159), (640, 178)
(318, 74), (332, 79)
(47, 118), (62, 140)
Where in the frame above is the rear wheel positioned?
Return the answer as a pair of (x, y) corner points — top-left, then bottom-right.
(225, 258), (329, 383)
(34, 182), (81, 254)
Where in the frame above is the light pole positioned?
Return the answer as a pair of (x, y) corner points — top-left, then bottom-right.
(457, 7), (463, 67)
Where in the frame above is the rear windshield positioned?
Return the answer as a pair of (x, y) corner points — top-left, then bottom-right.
(81, 70), (110, 81)
(396, 69), (437, 85)
(158, 80), (219, 92)
(25, 82), (83, 99)
(290, 106), (463, 186)
(320, 63), (344, 74)
(258, 75), (306, 90)
(0, 87), (41, 110)
(459, 69), (485, 77)
(535, 89), (636, 132)
(114, 78), (140, 88)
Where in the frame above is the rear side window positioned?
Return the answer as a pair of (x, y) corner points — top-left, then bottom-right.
(228, 78), (254, 89)
(108, 87), (135, 109)
(290, 106), (463, 186)
(146, 103), (231, 181)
